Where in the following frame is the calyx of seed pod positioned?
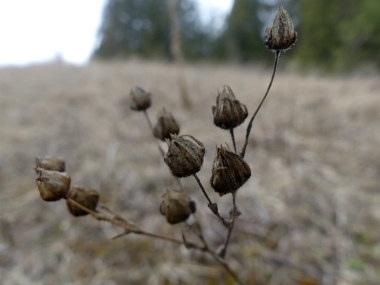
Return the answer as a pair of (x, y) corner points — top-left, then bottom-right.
(35, 156), (65, 172)
(164, 134), (205, 178)
(153, 108), (180, 141)
(264, 6), (297, 51)
(130, 86), (151, 111)
(66, 186), (100, 217)
(35, 167), (71, 201)
(212, 85), (248, 130)
(210, 144), (251, 196)
(159, 189), (196, 224)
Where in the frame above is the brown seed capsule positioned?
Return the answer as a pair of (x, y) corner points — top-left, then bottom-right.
(130, 86), (151, 111)
(164, 134), (205, 178)
(212, 85), (248, 130)
(210, 145), (251, 196)
(264, 6), (297, 51)
(66, 186), (100, 217)
(35, 156), (65, 172)
(153, 108), (180, 141)
(159, 189), (196, 224)
(35, 167), (71, 201)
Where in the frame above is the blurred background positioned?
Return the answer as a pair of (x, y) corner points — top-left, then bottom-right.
(1, 0), (380, 71)
(1, 0), (380, 285)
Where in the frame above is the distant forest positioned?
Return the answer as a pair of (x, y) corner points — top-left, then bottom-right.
(93, 0), (380, 71)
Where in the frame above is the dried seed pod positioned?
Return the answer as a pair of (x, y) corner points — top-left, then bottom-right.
(210, 145), (251, 196)
(66, 186), (100, 217)
(153, 108), (180, 141)
(35, 156), (65, 172)
(130, 86), (151, 111)
(264, 6), (297, 51)
(212, 85), (248, 130)
(164, 134), (205, 178)
(35, 167), (71, 201)
(159, 189), (196, 224)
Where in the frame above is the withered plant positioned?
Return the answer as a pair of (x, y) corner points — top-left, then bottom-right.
(34, 7), (297, 285)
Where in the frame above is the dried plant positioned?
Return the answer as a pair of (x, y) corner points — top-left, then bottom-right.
(34, 7), (297, 285)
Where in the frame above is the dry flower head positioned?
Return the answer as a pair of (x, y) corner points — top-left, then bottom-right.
(210, 144), (251, 196)
(212, 85), (248, 130)
(67, 186), (100, 216)
(130, 86), (152, 111)
(164, 134), (205, 178)
(159, 189), (196, 224)
(153, 108), (180, 141)
(264, 6), (297, 51)
(35, 156), (66, 172)
(35, 167), (71, 201)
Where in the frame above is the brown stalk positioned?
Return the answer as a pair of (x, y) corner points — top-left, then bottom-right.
(193, 174), (231, 228)
(65, 197), (189, 246)
(186, 221), (245, 285)
(220, 192), (237, 258)
(240, 50), (281, 158)
(143, 109), (182, 189)
(67, 197), (243, 283)
(230, 128), (237, 153)
(143, 110), (165, 156)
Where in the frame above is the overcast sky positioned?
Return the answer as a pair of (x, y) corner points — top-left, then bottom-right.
(0, 0), (233, 67)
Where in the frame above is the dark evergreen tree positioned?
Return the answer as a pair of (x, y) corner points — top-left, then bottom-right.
(295, 0), (380, 70)
(93, 0), (211, 60)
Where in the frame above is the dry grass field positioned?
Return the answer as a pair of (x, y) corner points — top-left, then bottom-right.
(0, 59), (380, 285)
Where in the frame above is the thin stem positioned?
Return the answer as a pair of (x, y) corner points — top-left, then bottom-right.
(186, 222), (245, 285)
(229, 128), (237, 153)
(143, 110), (182, 190)
(220, 192), (237, 258)
(193, 174), (231, 228)
(143, 110), (165, 156)
(66, 197), (189, 246)
(213, 254), (245, 285)
(240, 50), (281, 158)
(193, 173), (212, 205)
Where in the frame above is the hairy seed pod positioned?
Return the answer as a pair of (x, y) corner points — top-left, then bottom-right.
(66, 186), (100, 217)
(210, 145), (251, 196)
(130, 86), (151, 111)
(35, 167), (71, 201)
(212, 85), (248, 130)
(35, 156), (65, 172)
(159, 189), (196, 224)
(153, 108), (180, 141)
(264, 6), (297, 51)
(164, 135), (205, 178)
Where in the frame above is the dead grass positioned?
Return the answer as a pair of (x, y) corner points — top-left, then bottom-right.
(0, 59), (380, 284)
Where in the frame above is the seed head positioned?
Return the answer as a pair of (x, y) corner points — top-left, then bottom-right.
(153, 108), (180, 141)
(130, 86), (151, 111)
(35, 156), (65, 172)
(210, 145), (251, 196)
(212, 85), (248, 130)
(164, 135), (205, 178)
(264, 6), (297, 51)
(159, 189), (196, 224)
(66, 186), (100, 217)
(35, 167), (71, 201)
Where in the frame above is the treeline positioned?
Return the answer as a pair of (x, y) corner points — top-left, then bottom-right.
(94, 0), (380, 71)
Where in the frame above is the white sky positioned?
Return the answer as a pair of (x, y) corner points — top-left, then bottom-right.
(0, 0), (233, 67)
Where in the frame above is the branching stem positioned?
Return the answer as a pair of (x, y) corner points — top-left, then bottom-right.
(143, 110), (165, 156)
(66, 197), (244, 284)
(193, 174), (231, 228)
